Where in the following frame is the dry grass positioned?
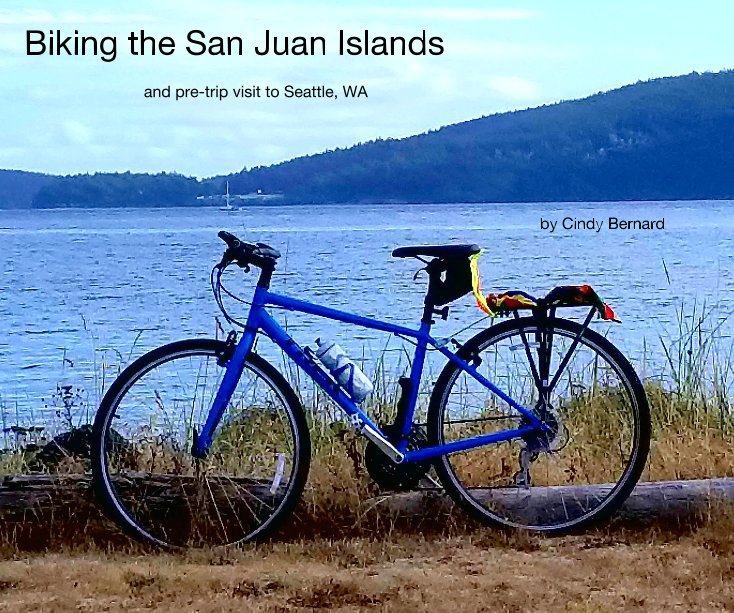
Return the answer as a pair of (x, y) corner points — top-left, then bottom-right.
(1, 411), (734, 612)
(1, 302), (733, 609)
(2, 514), (734, 612)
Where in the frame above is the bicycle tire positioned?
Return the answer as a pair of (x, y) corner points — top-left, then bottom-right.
(91, 338), (311, 549)
(427, 316), (650, 534)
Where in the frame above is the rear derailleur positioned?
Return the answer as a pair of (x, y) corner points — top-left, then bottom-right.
(513, 447), (537, 488)
(513, 399), (568, 488)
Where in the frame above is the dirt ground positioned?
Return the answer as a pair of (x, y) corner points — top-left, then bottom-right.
(1, 522), (733, 613)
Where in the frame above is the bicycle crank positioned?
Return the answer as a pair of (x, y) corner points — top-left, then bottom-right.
(365, 424), (431, 491)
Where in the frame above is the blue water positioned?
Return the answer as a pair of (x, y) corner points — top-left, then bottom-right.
(1, 201), (732, 427)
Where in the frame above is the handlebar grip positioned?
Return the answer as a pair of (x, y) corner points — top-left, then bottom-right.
(218, 231), (281, 269)
(218, 230), (242, 249)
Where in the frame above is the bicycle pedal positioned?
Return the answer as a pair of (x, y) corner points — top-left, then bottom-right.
(350, 416), (404, 464)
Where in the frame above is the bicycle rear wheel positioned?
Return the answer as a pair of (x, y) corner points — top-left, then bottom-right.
(92, 339), (310, 549)
(428, 316), (649, 534)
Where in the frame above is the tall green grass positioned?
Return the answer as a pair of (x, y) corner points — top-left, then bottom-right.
(1, 299), (733, 482)
(649, 300), (734, 432)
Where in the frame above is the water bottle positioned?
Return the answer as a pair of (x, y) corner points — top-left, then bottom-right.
(314, 338), (374, 403)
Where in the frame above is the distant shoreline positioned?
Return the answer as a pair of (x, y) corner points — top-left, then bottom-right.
(2, 197), (733, 211)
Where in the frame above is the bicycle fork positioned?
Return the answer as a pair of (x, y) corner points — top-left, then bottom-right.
(191, 327), (258, 458)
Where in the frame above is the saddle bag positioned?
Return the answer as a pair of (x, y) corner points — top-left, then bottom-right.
(426, 257), (474, 306)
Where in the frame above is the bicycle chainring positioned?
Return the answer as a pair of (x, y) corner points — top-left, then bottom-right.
(365, 424), (431, 491)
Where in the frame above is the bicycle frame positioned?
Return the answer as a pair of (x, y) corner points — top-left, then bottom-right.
(194, 284), (546, 463)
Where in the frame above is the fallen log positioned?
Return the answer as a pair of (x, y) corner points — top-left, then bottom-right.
(0, 475), (92, 518)
(0, 473), (280, 519)
(0, 473), (288, 547)
(377, 478), (734, 523)
(2, 475), (734, 526)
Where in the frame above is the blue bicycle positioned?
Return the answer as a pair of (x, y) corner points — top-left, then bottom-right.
(92, 231), (650, 548)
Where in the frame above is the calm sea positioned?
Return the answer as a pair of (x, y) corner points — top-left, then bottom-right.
(1, 201), (732, 427)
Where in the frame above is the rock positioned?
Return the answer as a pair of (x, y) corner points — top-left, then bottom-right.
(29, 425), (129, 470)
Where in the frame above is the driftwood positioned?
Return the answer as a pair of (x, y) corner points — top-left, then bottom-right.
(0, 474), (91, 510)
(2, 475), (734, 525)
(378, 478), (734, 523)
(0, 473), (289, 548)
(0, 474), (279, 520)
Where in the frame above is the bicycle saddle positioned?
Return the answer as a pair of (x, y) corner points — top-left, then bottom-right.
(392, 244), (481, 259)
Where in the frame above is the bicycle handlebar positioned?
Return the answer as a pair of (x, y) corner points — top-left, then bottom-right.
(217, 231), (281, 269)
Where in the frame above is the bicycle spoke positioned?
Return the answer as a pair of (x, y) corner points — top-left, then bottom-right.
(432, 317), (648, 532)
(98, 342), (307, 548)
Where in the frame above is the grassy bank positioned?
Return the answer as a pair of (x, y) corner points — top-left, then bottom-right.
(0, 306), (733, 610)
(0, 300), (732, 546)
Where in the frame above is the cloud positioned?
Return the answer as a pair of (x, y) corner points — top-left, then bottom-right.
(0, 9), (155, 25)
(0, 32), (20, 54)
(146, 146), (172, 160)
(62, 120), (93, 145)
(367, 8), (538, 21)
(0, 146), (26, 160)
(452, 40), (579, 61)
(487, 75), (539, 100)
(147, 1), (537, 23)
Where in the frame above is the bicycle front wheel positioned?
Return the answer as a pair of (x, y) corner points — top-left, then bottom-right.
(92, 339), (310, 549)
(428, 316), (649, 534)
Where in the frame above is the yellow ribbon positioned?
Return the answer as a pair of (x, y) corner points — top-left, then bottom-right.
(470, 252), (537, 316)
(470, 252), (496, 316)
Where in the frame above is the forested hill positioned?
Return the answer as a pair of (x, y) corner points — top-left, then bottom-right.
(228, 70), (734, 203)
(3, 70), (734, 208)
(0, 170), (53, 208)
(0, 169), (211, 209)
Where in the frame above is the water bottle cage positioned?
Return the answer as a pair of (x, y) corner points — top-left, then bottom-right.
(333, 362), (355, 397)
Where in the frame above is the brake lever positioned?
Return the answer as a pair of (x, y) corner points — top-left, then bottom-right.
(219, 253), (251, 273)
(218, 249), (237, 268)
